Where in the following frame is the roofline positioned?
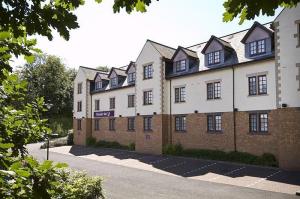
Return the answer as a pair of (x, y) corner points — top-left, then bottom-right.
(79, 65), (106, 72)
(166, 56), (275, 80)
(90, 84), (135, 95)
(187, 21), (273, 49)
(147, 39), (177, 50)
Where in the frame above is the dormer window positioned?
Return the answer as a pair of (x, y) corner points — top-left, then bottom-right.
(95, 81), (102, 90)
(208, 51), (220, 65)
(128, 72), (136, 83)
(175, 60), (186, 72)
(250, 39), (266, 56)
(111, 77), (118, 87)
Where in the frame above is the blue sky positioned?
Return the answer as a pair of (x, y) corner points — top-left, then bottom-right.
(14, 0), (282, 69)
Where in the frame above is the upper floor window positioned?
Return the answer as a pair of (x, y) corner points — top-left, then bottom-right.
(127, 117), (135, 131)
(207, 114), (222, 132)
(207, 82), (221, 100)
(128, 72), (136, 83)
(95, 99), (100, 111)
(109, 118), (115, 131)
(175, 60), (186, 72)
(250, 39), (266, 56)
(77, 83), (82, 94)
(175, 87), (186, 103)
(208, 51), (220, 65)
(248, 75), (267, 96)
(95, 81), (102, 90)
(143, 90), (153, 105)
(110, 77), (118, 87)
(143, 116), (152, 131)
(128, 94), (135, 108)
(77, 101), (82, 112)
(109, 97), (115, 109)
(249, 113), (268, 133)
(144, 64), (153, 79)
(175, 115), (186, 131)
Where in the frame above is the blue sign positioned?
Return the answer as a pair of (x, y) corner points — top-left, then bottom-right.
(94, 111), (114, 117)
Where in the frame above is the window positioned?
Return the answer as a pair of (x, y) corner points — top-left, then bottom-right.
(249, 113), (268, 133)
(127, 117), (135, 131)
(109, 118), (115, 131)
(175, 60), (186, 72)
(143, 116), (152, 131)
(128, 72), (136, 83)
(109, 97), (115, 109)
(111, 77), (118, 87)
(94, 119), (100, 131)
(248, 75), (267, 95)
(297, 23), (300, 47)
(77, 83), (82, 94)
(77, 119), (82, 130)
(208, 51), (220, 65)
(175, 116), (186, 131)
(95, 99), (100, 111)
(95, 81), (102, 90)
(249, 39), (266, 56)
(77, 101), (82, 112)
(128, 94), (135, 108)
(207, 82), (221, 100)
(143, 90), (153, 105)
(175, 87), (186, 103)
(143, 64), (153, 79)
(207, 114), (222, 132)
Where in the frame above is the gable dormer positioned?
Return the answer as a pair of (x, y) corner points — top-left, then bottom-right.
(241, 22), (274, 59)
(93, 72), (109, 91)
(125, 61), (136, 84)
(201, 36), (236, 68)
(170, 46), (199, 75)
(108, 67), (127, 88)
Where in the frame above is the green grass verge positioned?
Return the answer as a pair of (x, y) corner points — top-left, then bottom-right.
(163, 144), (278, 167)
(86, 137), (135, 151)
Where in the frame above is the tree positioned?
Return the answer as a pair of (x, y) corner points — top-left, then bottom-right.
(223, 0), (300, 24)
(0, 0), (155, 81)
(96, 66), (110, 72)
(19, 54), (76, 117)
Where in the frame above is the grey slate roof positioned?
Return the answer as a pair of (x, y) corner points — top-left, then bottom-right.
(181, 47), (198, 59)
(79, 66), (107, 80)
(96, 72), (109, 81)
(148, 40), (176, 60)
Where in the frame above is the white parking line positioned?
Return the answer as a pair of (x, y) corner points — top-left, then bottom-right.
(183, 162), (217, 176)
(149, 157), (170, 164)
(209, 167), (246, 181)
(246, 170), (282, 187)
(163, 161), (186, 170)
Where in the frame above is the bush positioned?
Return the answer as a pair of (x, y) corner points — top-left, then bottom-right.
(93, 140), (135, 151)
(67, 130), (74, 145)
(128, 143), (135, 151)
(163, 144), (278, 167)
(48, 117), (73, 138)
(86, 137), (97, 146)
(40, 136), (68, 149)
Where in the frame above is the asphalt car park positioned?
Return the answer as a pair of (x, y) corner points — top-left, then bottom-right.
(44, 145), (300, 195)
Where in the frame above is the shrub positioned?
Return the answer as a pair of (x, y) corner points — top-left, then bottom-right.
(163, 145), (278, 167)
(128, 143), (135, 151)
(94, 140), (135, 151)
(40, 136), (68, 149)
(86, 137), (97, 146)
(67, 131), (74, 145)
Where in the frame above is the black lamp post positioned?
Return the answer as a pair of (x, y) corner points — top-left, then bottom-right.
(46, 133), (58, 160)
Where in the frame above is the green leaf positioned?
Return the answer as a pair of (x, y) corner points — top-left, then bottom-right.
(24, 55), (35, 63)
(0, 31), (11, 40)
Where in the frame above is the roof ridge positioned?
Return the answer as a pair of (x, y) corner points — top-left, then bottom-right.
(178, 46), (197, 53)
(79, 65), (104, 72)
(187, 21), (273, 48)
(147, 39), (176, 50)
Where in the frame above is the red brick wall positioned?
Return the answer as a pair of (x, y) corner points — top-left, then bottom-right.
(73, 118), (92, 146)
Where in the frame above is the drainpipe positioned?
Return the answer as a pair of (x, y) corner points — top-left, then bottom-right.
(169, 78), (172, 145)
(232, 66), (237, 152)
(90, 81), (93, 138)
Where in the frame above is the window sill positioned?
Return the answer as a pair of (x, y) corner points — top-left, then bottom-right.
(206, 98), (222, 101)
(174, 101), (186, 104)
(109, 129), (116, 132)
(248, 94), (268, 97)
(127, 130), (135, 132)
(143, 78), (153, 80)
(175, 130), (186, 133)
(144, 130), (153, 132)
(143, 103), (153, 106)
(248, 132), (269, 135)
(207, 131), (223, 134)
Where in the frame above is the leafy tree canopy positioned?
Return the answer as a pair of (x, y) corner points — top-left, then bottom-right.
(223, 0), (300, 24)
(96, 65), (110, 72)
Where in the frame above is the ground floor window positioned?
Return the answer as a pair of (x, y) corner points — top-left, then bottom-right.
(127, 117), (135, 131)
(175, 115), (186, 131)
(207, 114), (222, 132)
(143, 116), (152, 131)
(109, 118), (115, 131)
(249, 113), (268, 133)
(94, 119), (100, 131)
(77, 119), (82, 130)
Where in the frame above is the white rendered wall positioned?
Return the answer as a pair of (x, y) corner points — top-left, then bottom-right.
(73, 68), (87, 119)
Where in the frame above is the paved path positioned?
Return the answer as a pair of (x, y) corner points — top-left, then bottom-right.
(28, 144), (299, 199)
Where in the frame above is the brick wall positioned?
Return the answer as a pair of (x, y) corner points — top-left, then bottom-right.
(92, 117), (136, 146)
(73, 118), (92, 146)
(172, 113), (235, 152)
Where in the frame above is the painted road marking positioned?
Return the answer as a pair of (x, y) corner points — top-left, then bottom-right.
(209, 166), (246, 181)
(162, 161), (186, 170)
(183, 162), (217, 176)
(246, 170), (282, 187)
